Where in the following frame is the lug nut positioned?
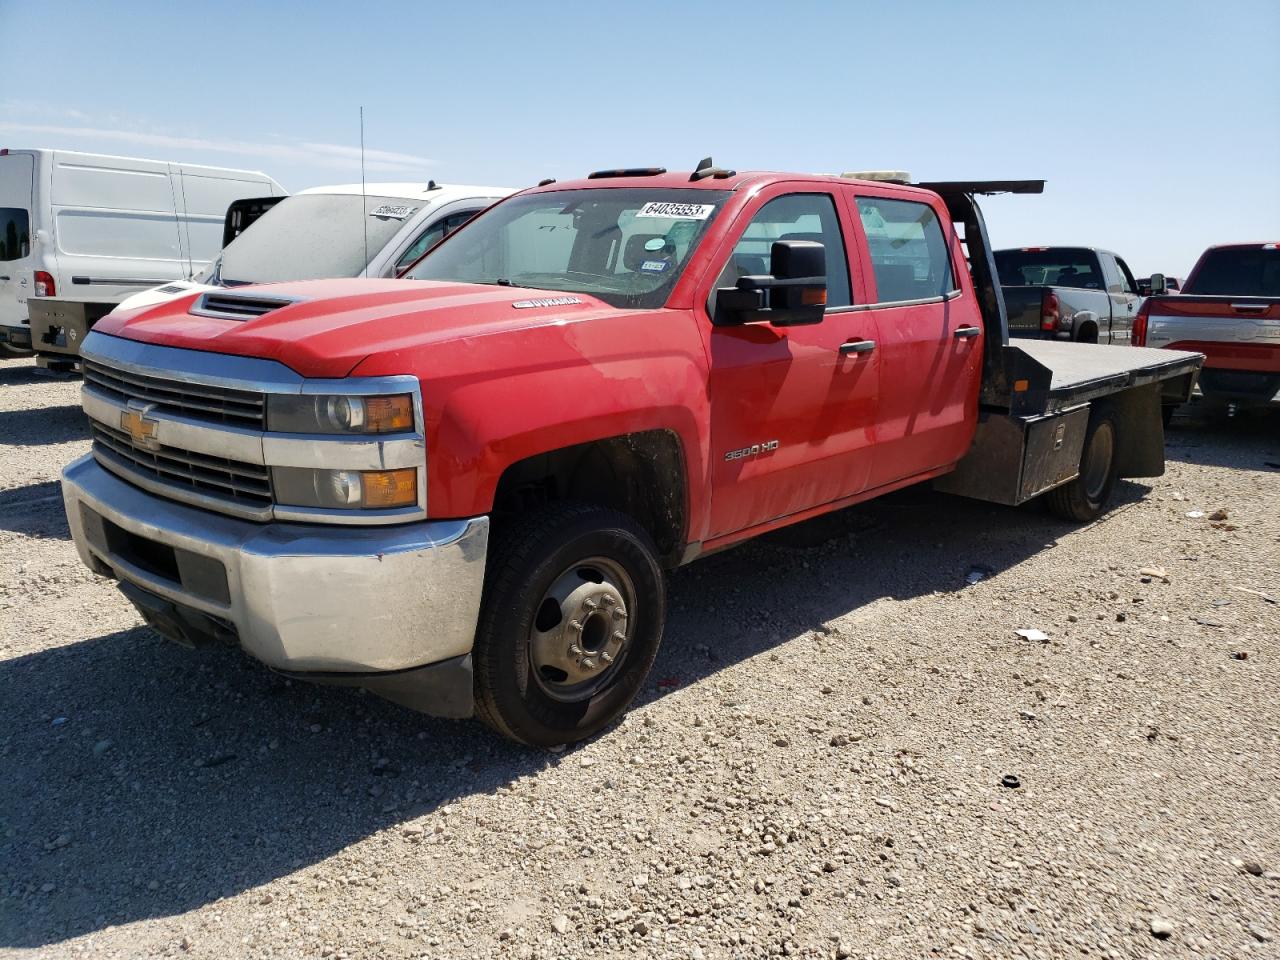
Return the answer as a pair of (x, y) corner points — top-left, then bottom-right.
(569, 643), (583, 656)
(581, 657), (597, 670)
(600, 651), (614, 664)
(569, 619), (583, 632)
(602, 595), (616, 606)
(612, 630), (625, 642)
(583, 598), (597, 612)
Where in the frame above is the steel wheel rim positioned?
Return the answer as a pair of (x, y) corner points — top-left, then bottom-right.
(1083, 423), (1114, 501)
(529, 556), (635, 702)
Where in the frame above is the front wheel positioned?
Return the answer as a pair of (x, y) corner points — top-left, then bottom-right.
(473, 503), (667, 747)
(1045, 416), (1118, 522)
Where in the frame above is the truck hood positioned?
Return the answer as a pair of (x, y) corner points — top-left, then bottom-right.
(93, 278), (621, 378)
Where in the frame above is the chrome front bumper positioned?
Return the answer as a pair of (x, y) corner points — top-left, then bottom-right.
(62, 454), (489, 677)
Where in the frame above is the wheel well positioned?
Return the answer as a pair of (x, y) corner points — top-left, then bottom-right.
(1076, 320), (1099, 344)
(492, 431), (687, 566)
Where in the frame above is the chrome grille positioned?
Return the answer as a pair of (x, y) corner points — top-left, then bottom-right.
(83, 359), (266, 429)
(91, 421), (272, 514)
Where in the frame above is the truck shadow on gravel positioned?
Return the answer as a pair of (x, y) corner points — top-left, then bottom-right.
(0, 481), (70, 540)
(0, 485), (1143, 948)
(1164, 407), (1279, 472)
(0, 404), (89, 446)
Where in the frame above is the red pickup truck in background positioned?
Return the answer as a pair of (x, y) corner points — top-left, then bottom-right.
(1138, 242), (1280, 417)
(60, 165), (1202, 746)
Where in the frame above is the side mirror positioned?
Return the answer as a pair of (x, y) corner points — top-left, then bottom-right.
(714, 240), (827, 327)
(1149, 272), (1168, 295)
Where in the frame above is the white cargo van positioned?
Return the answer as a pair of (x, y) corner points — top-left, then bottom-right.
(0, 148), (284, 361)
(115, 181), (517, 312)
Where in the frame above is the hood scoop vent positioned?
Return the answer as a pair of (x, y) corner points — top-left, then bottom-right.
(191, 292), (300, 322)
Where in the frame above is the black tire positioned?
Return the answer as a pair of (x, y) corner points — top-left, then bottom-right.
(1045, 416), (1118, 522)
(473, 502), (666, 747)
(1161, 404), (1177, 428)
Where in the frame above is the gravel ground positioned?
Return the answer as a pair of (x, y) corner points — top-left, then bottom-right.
(2, 354), (1278, 960)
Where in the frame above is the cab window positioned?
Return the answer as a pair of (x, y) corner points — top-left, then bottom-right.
(715, 193), (851, 307)
(856, 197), (956, 303)
(396, 210), (480, 274)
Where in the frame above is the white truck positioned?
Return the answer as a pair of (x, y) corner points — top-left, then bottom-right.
(0, 148), (285, 363)
(114, 181), (517, 313)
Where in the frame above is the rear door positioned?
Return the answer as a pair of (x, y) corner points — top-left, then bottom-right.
(849, 190), (983, 489)
(703, 186), (880, 539)
(0, 151), (35, 329)
(1101, 252), (1139, 344)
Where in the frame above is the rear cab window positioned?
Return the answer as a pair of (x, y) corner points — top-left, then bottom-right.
(994, 248), (1102, 290)
(855, 197), (955, 303)
(1183, 246), (1280, 296)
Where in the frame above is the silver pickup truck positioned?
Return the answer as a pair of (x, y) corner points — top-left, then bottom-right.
(996, 246), (1142, 344)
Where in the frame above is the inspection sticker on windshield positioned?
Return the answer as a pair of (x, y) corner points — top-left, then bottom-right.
(513, 296), (584, 309)
(640, 260), (668, 272)
(370, 203), (417, 219)
(635, 201), (715, 220)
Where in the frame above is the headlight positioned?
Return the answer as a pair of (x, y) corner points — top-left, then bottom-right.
(267, 394), (415, 434)
(273, 467), (418, 510)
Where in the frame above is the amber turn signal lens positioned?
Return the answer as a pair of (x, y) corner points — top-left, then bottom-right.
(801, 287), (828, 306)
(361, 468), (417, 508)
(364, 394), (415, 432)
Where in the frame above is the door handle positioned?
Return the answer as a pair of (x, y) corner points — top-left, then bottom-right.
(953, 326), (980, 338)
(839, 339), (876, 355)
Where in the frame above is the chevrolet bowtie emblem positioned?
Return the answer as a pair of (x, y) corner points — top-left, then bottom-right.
(120, 403), (159, 448)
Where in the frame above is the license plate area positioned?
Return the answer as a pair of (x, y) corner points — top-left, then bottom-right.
(79, 505), (231, 605)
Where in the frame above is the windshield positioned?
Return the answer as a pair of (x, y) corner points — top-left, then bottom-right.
(218, 194), (420, 284)
(404, 188), (731, 309)
(1184, 247), (1280, 297)
(994, 248), (1102, 289)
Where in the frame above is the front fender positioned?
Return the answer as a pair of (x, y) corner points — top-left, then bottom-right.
(349, 308), (713, 525)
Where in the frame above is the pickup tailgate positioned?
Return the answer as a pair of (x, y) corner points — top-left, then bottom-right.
(1002, 286), (1050, 337)
(1143, 295), (1280, 400)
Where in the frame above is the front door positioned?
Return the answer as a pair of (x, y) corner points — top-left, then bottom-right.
(1105, 253), (1140, 345)
(704, 189), (880, 540)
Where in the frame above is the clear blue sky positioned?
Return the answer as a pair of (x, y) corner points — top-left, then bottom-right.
(2, 0), (1277, 277)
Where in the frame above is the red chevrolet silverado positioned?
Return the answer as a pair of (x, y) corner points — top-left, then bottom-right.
(1137, 242), (1280, 416)
(60, 165), (1202, 746)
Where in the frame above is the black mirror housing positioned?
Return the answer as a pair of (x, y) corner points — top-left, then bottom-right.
(1148, 272), (1168, 296)
(713, 240), (828, 327)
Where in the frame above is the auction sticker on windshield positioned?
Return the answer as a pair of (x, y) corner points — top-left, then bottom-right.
(370, 204), (417, 219)
(635, 201), (715, 220)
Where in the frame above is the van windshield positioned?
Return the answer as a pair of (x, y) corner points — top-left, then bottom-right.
(404, 188), (731, 309)
(218, 194), (418, 284)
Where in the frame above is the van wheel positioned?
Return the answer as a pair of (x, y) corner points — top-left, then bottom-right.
(473, 503), (666, 747)
(1045, 416), (1117, 522)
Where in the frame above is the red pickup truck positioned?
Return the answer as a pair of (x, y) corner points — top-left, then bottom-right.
(60, 166), (1202, 746)
(1137, 242), (1280, 416)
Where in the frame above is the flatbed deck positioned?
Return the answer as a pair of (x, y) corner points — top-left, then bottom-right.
(996, 340), (1203, 415)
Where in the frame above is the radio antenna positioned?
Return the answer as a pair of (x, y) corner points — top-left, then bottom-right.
(359, 106), (369, 277)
